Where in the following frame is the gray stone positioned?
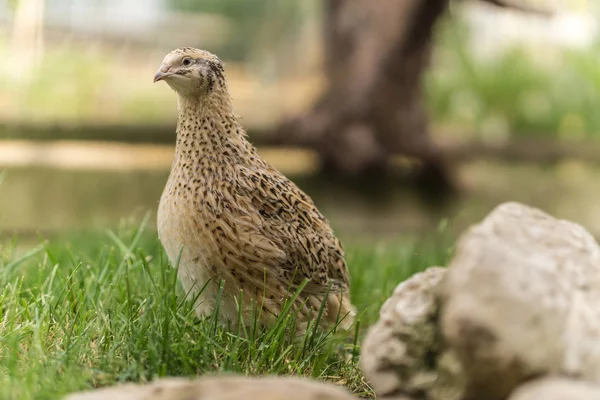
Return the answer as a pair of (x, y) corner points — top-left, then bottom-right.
(360, 266), (464, 400)
(510, 377), (600, 400)
(64, 376), (357, 400)
(440, 202), (600, 400)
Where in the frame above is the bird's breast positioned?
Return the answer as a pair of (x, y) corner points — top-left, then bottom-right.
(158, 173), (206, 263)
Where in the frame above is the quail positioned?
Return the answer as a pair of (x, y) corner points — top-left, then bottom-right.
(153, 47), (356, 330)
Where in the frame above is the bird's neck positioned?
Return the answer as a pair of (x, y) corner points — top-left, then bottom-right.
(174, 92), (254, 165)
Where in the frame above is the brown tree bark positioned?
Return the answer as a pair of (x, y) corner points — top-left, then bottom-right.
(273, 0), (453, 193)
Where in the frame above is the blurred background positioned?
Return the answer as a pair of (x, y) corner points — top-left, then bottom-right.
(1, 0), (599, 245)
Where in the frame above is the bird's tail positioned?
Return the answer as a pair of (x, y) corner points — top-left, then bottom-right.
(326, 291), (356, 331)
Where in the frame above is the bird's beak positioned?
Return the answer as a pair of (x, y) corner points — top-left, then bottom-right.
(153, 64), (172, 83)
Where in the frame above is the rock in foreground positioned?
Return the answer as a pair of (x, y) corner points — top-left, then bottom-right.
(65, 376), (356, 400)
(509, 377), (600, 400)
(441, 202), (600, 400)
(360, 266), (463, 400)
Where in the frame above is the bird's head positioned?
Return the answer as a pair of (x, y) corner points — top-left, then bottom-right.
(153, 47), (226, 98)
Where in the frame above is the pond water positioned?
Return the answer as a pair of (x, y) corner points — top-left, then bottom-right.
(2, 142), (600, 245)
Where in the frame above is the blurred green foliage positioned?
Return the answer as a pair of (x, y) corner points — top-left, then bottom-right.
(427, 15), (600, 141)
(168, 0), (308, 61)
(4, 5), (600, 142)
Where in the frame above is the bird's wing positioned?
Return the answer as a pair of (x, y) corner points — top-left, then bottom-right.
(231, 164), (350, 293)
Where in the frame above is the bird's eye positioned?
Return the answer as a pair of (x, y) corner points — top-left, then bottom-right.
(182, 57), (192, 66)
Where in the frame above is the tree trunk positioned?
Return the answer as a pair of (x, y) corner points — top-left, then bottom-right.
(273, 0), (453, 193)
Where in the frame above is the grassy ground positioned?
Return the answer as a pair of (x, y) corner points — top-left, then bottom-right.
(0, 215), (453, 399)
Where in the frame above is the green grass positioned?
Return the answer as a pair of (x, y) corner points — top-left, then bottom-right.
(0, 216), (453, 399)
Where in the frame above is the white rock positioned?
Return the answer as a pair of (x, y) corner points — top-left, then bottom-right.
(361, 266), (463, 400)
(441, 202), (600, 400)
(64, 376), (356, 400)
(510, 377), (600, 400)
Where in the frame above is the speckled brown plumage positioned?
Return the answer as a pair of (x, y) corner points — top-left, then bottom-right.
(154, 47), (356, 330)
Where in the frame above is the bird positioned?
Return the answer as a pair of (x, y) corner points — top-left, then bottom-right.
(153, 47), (356, 331)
